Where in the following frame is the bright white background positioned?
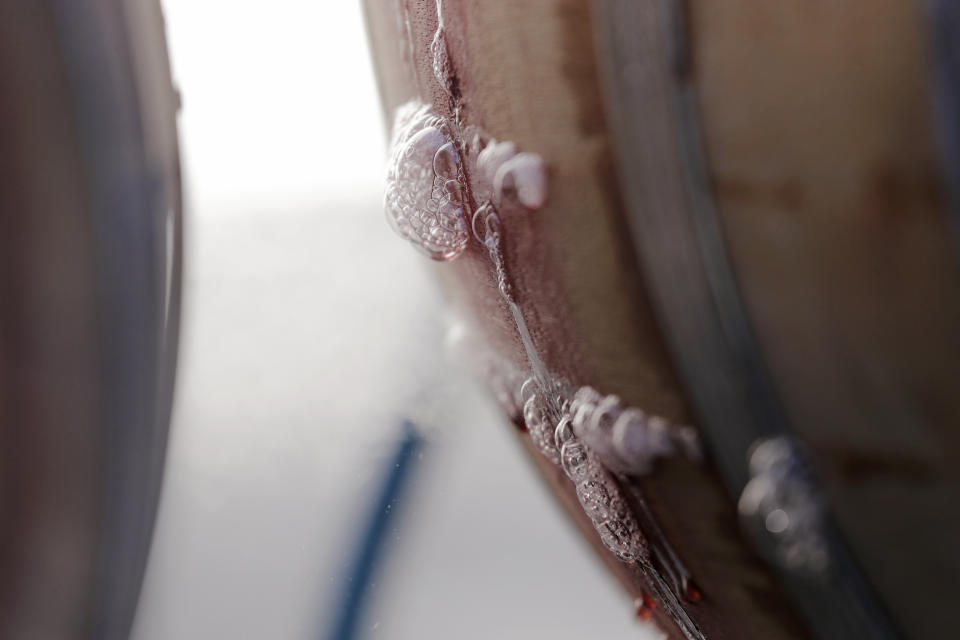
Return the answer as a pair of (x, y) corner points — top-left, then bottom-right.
(132, 2), (658, 639)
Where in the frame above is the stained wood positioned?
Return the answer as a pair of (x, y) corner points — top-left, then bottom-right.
(688, 2), (960, 637)
(364, 2), (806, 637)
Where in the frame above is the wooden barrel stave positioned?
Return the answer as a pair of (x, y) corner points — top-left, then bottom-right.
(366, 1), (806, 638)
(365, 0), (960, 637)
(688, 2), (960, 637)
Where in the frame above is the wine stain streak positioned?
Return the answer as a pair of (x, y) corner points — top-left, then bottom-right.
(385, 4), (706, 637)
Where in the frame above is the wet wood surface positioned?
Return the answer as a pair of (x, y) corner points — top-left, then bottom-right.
(364, 2), (807, 637)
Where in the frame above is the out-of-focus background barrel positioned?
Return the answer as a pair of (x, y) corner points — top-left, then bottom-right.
(364, 1), (959, 638)
(0, 2), (181, 639)
(676, 3), (960, 638)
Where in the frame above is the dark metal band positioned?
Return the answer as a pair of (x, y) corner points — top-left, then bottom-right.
(592, 2), (899, 638)
(926, 0), (960, 248)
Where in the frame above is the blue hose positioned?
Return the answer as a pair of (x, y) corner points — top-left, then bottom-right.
(325, 421), (424, 640)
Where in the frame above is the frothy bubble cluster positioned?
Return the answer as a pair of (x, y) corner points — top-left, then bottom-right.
(570, 387), (701, 476)
(385, 102), (469, 261)
(387, 6), (705, 636)
(738, 437), (828, 573)
(520, 378), (648, 563)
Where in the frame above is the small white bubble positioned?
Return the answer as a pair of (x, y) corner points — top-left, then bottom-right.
(765, 508), (790, 534)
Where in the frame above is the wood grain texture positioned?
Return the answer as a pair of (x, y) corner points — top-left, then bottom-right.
(688, 2), (960, 637)
(364, 1), (806, 637)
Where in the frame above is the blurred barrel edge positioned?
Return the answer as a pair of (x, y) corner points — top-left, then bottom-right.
(0, 2), (182, 639)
